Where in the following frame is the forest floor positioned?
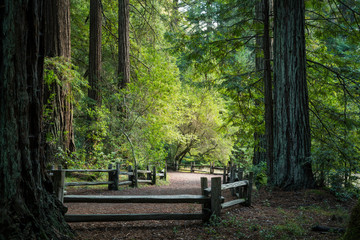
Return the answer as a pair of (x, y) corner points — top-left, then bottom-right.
(66, 171), (357, 240)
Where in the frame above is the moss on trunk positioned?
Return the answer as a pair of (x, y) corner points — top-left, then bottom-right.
(344, 198), (360, 240)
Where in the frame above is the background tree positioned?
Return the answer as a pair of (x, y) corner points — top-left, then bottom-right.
(43, 0), (75, 163)
(0, 0), (72, 238)
(118, 0), (130, 88)
(271, 0), (314, 190)
(89, 0), (102, 105)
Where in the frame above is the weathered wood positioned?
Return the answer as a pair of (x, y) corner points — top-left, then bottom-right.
(210, 177), (222, 219)
(115, 163), (120, 188)
(222, 180), (248, 190)
(65, 213), (204, 222)
(65, 181), (114, 186)
(133, 165), (138, 188)
(223, 166), (227, 184)
(119, 171), (133, 176)
(204, 180), (248, 193)
(137, 180), (152, 184)
(146, 166), (151, 180)
(118, 181), (132, 186)
(212, 167), (224, 170)
(64, 195), (210, 203)
(246, 172), (253, 206)
(152, 166), (156, 185)
(128, 165), (133, 186)
(137, 170), (152, 174)
(55, 169), (115, 173)
(201, 177), (211, 222)
(230, 166), (236, 196)
(221, 199), (246, 209)
(108, 164), (118, 190)
(53, 169), (65, 203)
(237, 169), (244, 198)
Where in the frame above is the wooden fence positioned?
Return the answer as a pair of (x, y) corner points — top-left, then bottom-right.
(53, 173), (253, 223)
(50, 164), (166, 200)
(175, 163), (246, 186)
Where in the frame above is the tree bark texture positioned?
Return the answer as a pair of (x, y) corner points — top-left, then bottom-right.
(0, 0), (72, 239)
(43, 0), (75, 162)
(253, 0), (267, 167)
(263, 0), (274, 184)
(272, 0), (314, 190)
(118, 0), (130, 88)
(89, 0), (102, 105)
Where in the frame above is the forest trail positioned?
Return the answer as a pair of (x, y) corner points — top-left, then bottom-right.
(67, 171), (355, 240)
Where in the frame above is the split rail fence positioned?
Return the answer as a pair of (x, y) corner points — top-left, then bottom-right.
(52, 170), (253, 223)
(50, 164), (166, 202)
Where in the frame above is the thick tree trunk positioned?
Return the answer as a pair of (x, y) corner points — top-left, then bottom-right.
(344, 198), (360, 240)
(43, 0), (75, 163)
(118, 0), (130, 88)
(272, 0), (314, 190)
(89, 0), (102, 105)
(0, 1), (72, 239)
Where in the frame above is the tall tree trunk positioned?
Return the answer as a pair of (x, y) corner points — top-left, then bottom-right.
(263, 0), (274, 184)
(43, 0), (75, 163)
(0, 0), (72, 239)
(272, 0), (314, 190)
(89, 0), (102, 105)
(118, 0), (130, 88)
(253, 0), (266, 166)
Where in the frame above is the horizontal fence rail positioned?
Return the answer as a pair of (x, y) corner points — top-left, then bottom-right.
(49, 164), (166, 192)
(64, 195), (210, 204)
(54, 171), (253, 223)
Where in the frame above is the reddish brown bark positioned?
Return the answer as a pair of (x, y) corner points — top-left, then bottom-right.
(0, 0), (72, 238)
(43, 0), (75, 160)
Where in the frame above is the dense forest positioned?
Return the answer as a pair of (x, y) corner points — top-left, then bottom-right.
(1, 0), (360, 239)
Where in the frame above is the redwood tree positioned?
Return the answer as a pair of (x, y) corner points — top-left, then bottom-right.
(89, 0), (102, 105)
(118, 0), (130, 88)
(43, 0), (75, 162)
(271, 0), (314, 190)
(0, 0), (72, 239)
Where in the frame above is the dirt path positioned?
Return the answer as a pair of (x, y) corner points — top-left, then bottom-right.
(66, 171), (355, 240)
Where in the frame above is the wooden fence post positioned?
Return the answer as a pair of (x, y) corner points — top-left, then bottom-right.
(134, 165), (138, 188)
(53, 165), (65, 203)
(210, 177), (222, 220)
(108, 164), (114, 190)
(223, 166), (227, 184)
(152, 166), (156, 185)
(245, 172), (253, 206)
(238, 168), (244, 198)
(115, 163), (119, 189)
(230, 166), (236, 196)
(128, 165), (133, 187)
(201, 177), (211, 222)
(147, 165), (151, 180)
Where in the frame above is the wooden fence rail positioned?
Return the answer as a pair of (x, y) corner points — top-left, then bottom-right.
(49, 164), (166, 193)
(54, 173), (253, 223)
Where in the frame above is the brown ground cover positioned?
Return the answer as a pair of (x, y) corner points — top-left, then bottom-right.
(66, 171), (356, 240)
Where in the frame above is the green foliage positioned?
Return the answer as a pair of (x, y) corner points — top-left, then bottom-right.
(65, 0), (360, 193)
(251, 161), (267, 188)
